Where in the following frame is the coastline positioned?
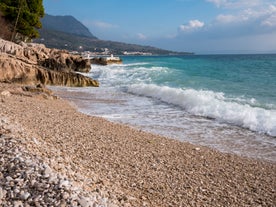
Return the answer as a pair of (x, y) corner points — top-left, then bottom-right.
(0, 82), (275, 207)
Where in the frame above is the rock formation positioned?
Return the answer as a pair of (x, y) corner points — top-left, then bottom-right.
(91, 56), (122, 65)
(0, 38), (98, 87)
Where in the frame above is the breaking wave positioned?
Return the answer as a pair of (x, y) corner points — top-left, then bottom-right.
(127, 83), (276, 136)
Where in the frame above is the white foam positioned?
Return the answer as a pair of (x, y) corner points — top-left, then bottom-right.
(89, 64), (169, 86)
(121, 62), (149, 67)
(127, 84), (276, 136)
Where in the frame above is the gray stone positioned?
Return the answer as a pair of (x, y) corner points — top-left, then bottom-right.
(78, 196), (90, 207)
(20, 191), (30, 200)
(59, 180), (70, 189)
(43, 165), (52, 178)
(5, 176), (13, 182)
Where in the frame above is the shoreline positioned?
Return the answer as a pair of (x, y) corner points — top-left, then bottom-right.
(1, 82), (275, 206)
(51, 85), (276, 163)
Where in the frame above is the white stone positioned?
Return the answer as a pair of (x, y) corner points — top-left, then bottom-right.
(20, 191), (30, 200)
(59, 180), (70, 189)
(0, 187), (7, 200)
(44, 165), (52, 177)
(13, 200), (23, 207)
(78, 197), (90, 207)
(62, 192), (70, 200)
(6, 176), (13, 182)
(0, 90), (11, 97)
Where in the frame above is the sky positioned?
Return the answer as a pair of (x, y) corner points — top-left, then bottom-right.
(43, 0), (276, 54)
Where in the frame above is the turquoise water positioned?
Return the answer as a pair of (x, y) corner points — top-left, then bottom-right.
(123, 55), (276, 109)
(56, 54), (276, 161)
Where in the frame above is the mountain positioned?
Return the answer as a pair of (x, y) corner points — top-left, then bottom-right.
(35, 14), (191, 55)
(41, 14), (97, 39)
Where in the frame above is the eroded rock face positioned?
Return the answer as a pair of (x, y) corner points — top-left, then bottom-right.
(39, 53), (91, 73)
(0, 54), (99, 87)
(0, 39), (98, 87)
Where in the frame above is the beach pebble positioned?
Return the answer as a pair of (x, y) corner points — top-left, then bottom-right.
(43, 165), (52, 177)
(0, 133), (116, 207)
(62, 192), (70, 199)
(19, 191), (30, 200)
(0, 90), (11, 97)
(78, 196), (91, 207)
(13, 200), (23, 207)
(59, 179), (70, 189)
(1, 82), (275, 207)
(0, 187), (7, 200)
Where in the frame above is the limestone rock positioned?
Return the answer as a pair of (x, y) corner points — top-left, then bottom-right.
(0, 38), (99, 87)
(22, 84), (53, 95)
(0, 39), (91, 72)
(40, 53), (91, 73)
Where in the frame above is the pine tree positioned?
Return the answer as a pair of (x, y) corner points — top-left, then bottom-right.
(0, 0), (44, 41)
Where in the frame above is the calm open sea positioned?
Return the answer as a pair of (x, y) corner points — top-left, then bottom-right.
(54, 54), (276, 162)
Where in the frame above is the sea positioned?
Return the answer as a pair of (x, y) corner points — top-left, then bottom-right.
(53, 54), (276, 162)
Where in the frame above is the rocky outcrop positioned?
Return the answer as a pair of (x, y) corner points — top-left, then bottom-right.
(0, 38), (98, 87)
(0, 54), (99, 87)
(91, 56), (122, 65)
(40, 54), (91, 73)
(0, 39), (92, 72)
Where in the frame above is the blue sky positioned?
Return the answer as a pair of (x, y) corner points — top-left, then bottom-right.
(44, 0), (276, 54)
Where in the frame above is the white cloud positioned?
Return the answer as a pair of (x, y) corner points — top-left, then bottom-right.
(216, 14), (237, 23)
(137, 33), (147, 40)
(261, 5), (276, 27)
(179, 20), (205, 32)
(215, 10), (252, 24)
(206, 0), (262, 9)
(262, 14), (276, 27)
(206, 0), (226, 8)
(161, 1), (276, 53)
(92, 21), (118, 29)
(85, 20), (118, 29)
(213, 3), (276, 29)
(174, 2), (276, 44)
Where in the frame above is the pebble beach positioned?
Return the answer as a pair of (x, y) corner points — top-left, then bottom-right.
(0, 82), (275, 207)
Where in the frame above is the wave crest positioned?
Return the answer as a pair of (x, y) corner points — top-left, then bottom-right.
(127, 84), (276, 136)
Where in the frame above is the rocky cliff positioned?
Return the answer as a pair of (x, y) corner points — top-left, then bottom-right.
(0, 38), (99, 87)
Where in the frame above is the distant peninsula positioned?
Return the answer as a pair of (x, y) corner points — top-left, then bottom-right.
(34, 14), (192, 56)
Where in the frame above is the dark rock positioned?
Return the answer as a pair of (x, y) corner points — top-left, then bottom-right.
(39, 53), (91, 73)
(91, 56), (122, 65)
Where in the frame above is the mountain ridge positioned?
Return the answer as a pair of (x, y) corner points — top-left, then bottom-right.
(41, 14), (97, 39)
(35, 14), (191, 55)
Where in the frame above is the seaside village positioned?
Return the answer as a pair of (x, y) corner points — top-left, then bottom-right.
(66, 47), (121, 65)
(79, 48), (152, 59)
(81, 51), (123, 65)
(73, 48), (152, 65)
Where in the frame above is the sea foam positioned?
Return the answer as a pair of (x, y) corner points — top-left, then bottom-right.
(89, 59), (276, 137)
(127, 83), (276, 136)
